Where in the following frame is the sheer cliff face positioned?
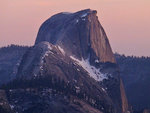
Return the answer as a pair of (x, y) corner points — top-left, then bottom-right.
(35, 9), (115, 63)
(120, 79), (129, 113)
(87, 11), (116, 63)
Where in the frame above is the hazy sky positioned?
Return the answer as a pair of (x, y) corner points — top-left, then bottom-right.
(1, 0), (150, 56)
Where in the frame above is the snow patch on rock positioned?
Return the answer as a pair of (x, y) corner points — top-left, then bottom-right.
(38, 42), (55, 75)
(47, 44), (52, 50)
(10, 104), (15, 109)
(33, 73), (37, 77)
(40, 44), (54, 63)
(58, 46), (65, 55)
(81, 13), (88, 18)
(95, 59), (100, 63)
(70, 56), (108, 81)
(82, 18), (86, 21)
(76, 19), (79, 23)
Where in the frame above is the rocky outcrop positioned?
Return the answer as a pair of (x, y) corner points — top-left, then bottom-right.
(120, 79), (129, 113)
(35, 9), (115, 63)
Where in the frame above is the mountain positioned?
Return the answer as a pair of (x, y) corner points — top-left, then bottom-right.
(0, 9), (130, 113)
(35, 9), (115, 64)
(115, 54), (150, 112)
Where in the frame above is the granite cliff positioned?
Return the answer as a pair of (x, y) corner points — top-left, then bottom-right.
(35, 9), (115, 63)
(0, 9), (130, 113)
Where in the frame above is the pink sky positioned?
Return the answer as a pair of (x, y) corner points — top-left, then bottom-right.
(1, 0), (150, 56)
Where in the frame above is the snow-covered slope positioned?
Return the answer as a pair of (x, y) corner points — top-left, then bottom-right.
(70, 56), (108, 81)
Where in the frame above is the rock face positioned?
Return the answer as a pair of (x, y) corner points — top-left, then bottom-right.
(120, 79), (129, 113)
(35, 9), (115, 63)
(1, 9), (130, 113)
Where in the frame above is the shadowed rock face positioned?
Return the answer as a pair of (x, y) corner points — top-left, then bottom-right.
(35, 9), (115, 63)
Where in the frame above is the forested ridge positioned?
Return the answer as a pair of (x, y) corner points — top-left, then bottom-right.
(115, 53), (150, 112)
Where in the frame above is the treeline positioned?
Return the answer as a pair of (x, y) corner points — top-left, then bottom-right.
(0, 44), (30, 55)
(0, 44), (29, 51)
(1, 75), (113, 113)
(0, 44), (29, 85)
(115, 53), (150, 66)
(115, 53), (150, 112)
(115, 53), (150, 84)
